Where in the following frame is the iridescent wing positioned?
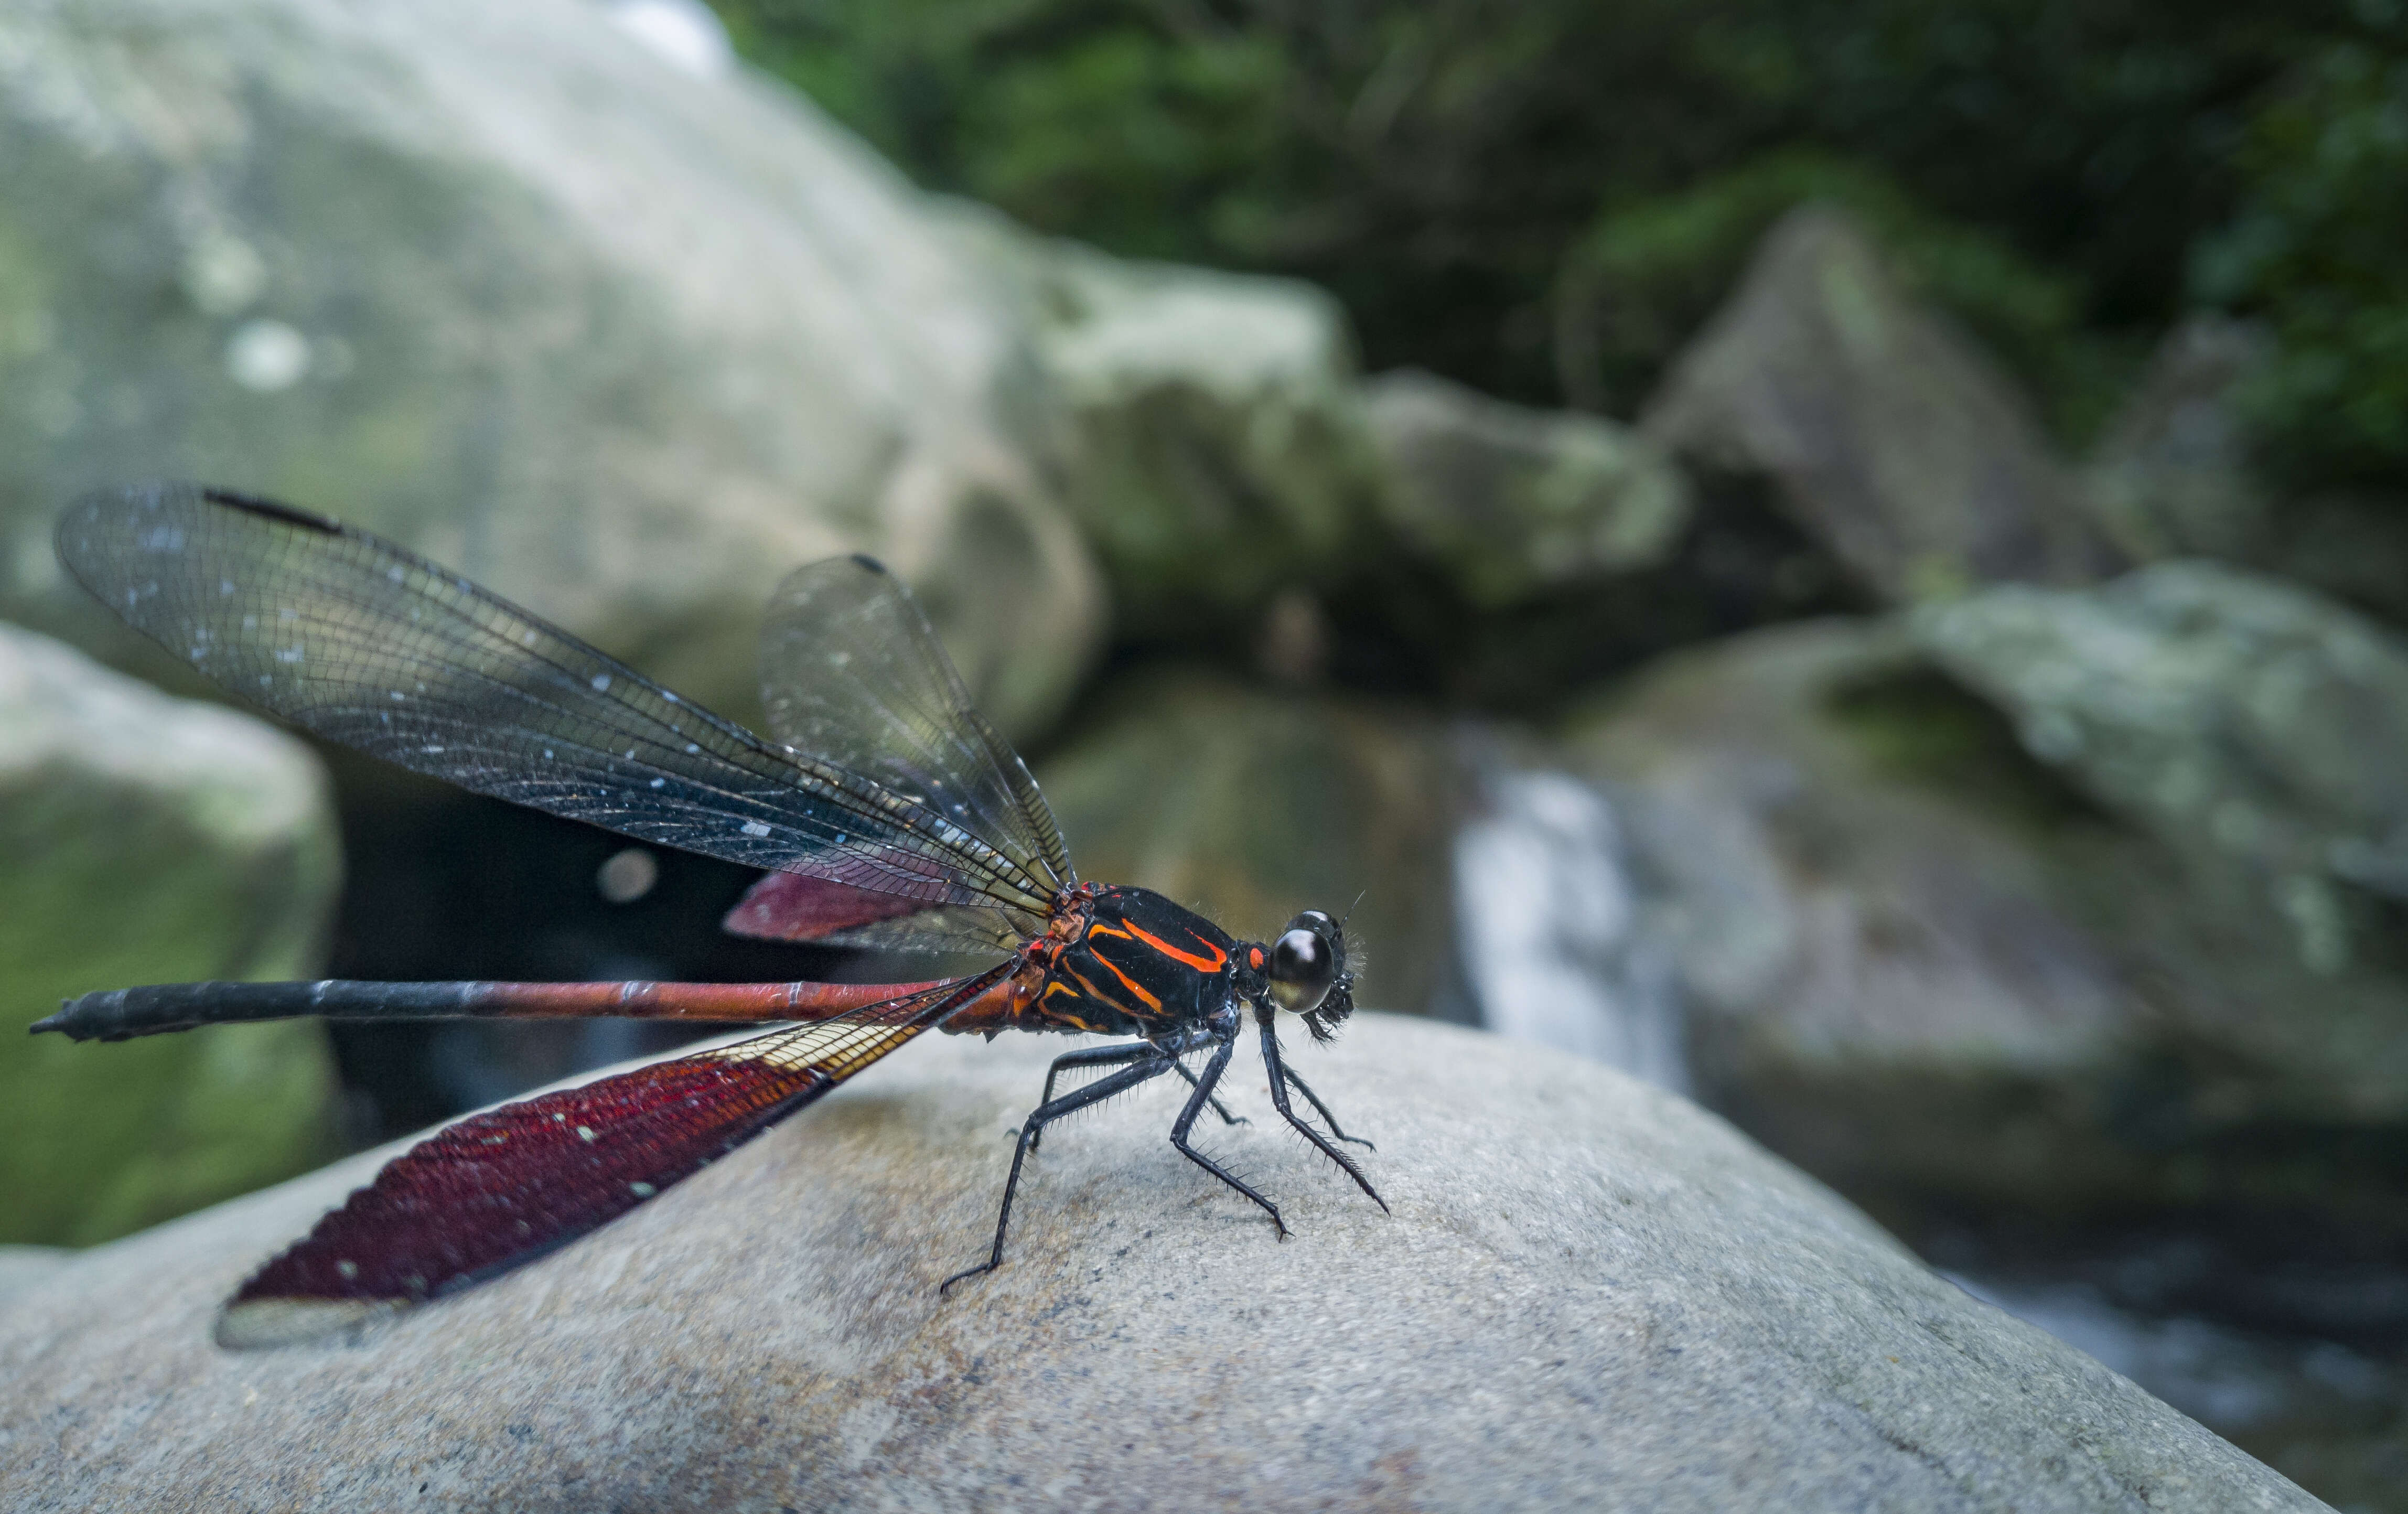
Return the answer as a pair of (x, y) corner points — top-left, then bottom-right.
(214, 967), (1010, 1348)
(56, 485), (1058, 926)
(720, 868), (1025, 957)
(759, 555), (1072, 889)
(739, 555), (1075, 954)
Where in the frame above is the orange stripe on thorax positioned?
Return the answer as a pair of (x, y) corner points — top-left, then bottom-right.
(1084, 947), (1163, 1011)
(1121, 921), (1228, 973)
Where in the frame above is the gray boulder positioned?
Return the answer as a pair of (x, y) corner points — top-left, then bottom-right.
(0, 0), (1102, 737)
(1916, 563), (2408, 956)
(948, 208), (1384, 631)
(1642, 205), (2114, 603)
(0, 1016), (2316, 1511)
(1036, 668), (1463, 1019)
(0, 621), (340, 1246)
(2083, 316), (2273, 564)
(2077, 317), (2408, 632)
(1364, 368), (1692, 608)
(1565, 618), (2408, 1241)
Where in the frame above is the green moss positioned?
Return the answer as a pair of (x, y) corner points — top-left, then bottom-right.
(0, 760), (340, 1245)
(1821, 665), (2109, 835)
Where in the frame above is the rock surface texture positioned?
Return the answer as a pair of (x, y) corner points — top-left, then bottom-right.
(0, 0), (1101, 736)
(1918, 564), (2408, 927)
(2081, 316), (2273, 565)
(0, 1016), (2315, 1512)
(1364, 368), (1692, 608)
(956, 212), (1386, 631)
(0, 621), (340, 1245)
(1564, 618), (2408, 1243)
(1643, 206), (2115, 603)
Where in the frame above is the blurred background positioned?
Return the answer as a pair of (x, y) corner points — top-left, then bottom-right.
(5, 0), (2408, 1502)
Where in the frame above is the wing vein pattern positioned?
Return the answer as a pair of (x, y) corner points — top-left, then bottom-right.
(57, 485), (1067, 930)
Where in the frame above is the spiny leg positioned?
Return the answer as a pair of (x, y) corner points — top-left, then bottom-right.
(1281, 1063), (1374, 1149)
(1030, 1039), (1156, 1153)
(1169, 1058), (1249, 1130)
(1167, 1031), (1287, 1237)
(1257, 1013), (1388, 1212)
(1028, 1031), (1238, 1153)
(943, 1053), (1176, 1294)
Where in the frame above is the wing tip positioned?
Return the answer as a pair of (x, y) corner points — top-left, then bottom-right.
(55, 480), (342, 556)
(213, 1295), (407, 1350)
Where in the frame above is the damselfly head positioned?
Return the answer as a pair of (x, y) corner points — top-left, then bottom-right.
(1268, 909), (1355, 1041)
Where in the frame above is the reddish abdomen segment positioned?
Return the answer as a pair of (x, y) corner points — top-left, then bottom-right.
(35, 977), (955, 1041)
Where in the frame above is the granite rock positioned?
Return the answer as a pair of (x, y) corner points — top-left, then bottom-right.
(1916, 563), (2408, 944)
(0, 1016), (2316, 1512)
(1642, 206), (2115, 603)
(1565, 618), (2408, 1243)
(0, 621), (340, 1245)
(950, 211), (1384, 633)
(1364, 368), (1691, 608)
(0, 0), (1102, 738)
(2082, 316), (2273, 564)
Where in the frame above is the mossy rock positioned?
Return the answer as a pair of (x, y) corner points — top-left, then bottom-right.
(1, 622), (340, 1245)
(1565, 617), (2408, 1248)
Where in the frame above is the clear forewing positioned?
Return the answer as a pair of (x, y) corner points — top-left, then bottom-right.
(759, 556), (1074, 900)
(56, 485), (1058, 920)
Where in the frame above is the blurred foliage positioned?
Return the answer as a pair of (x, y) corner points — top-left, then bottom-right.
(2195, 14), (2408, 491)
(711, 0), (2396, 470)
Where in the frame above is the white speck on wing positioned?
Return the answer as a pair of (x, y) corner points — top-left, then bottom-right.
(590, 674), (611, 692)
(741, 821), (772, 838)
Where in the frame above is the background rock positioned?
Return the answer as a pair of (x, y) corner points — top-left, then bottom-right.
(0, 0), (1102, 738)
(1642, 205), (2115, 603)
(1363, 368), (1691, 608)
(1561, 618), (2408, 1254)
(0, 1016), (2317, 1512)
(1036, 669), (1464, 1019)
(951, 208), (1384, 635)
(2076, 317), (2408, 636)
(2082, 316), (2273, 564)
(1916, 564), (2408, 940)
(0, 621), (340, 1245)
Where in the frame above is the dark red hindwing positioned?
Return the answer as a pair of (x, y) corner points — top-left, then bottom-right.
(233, 1055), (832, 1308)
(228, 970), (1007, 1316)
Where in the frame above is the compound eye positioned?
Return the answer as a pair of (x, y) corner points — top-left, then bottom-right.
(1267, 927), (1336, 1014)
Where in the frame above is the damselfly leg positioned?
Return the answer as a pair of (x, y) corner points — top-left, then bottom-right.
(942, 1051), (1178, 1294)
(1028, 1030), (1242, 1153)
(1256, 1013), (1388, 1211)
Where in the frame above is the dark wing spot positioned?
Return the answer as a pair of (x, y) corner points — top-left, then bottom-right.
(199, 489), (342, 535)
